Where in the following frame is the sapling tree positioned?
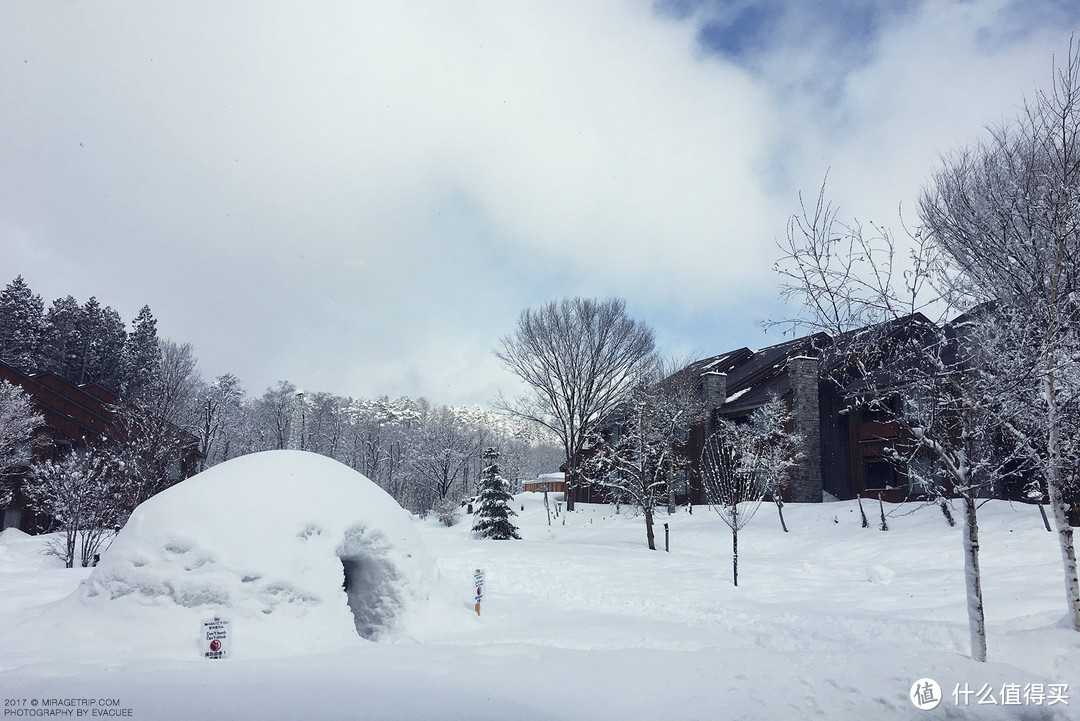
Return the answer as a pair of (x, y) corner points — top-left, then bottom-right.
(472, 448), (520, 540)
(701, 420), (771, 586)
(744, 395), (802, 532)
(584, 360), (706, 550)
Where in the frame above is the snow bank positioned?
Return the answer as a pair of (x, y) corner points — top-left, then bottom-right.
(0, 526), (65, 571)
(77, 451), (434, 655)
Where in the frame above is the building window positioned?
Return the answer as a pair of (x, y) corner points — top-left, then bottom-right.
(864, 460), (895, 490)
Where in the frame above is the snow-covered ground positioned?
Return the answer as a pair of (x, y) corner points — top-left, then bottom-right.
(1, 454), (1077, 720)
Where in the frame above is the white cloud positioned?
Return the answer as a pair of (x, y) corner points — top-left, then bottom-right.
(0, 0), (1075, 403)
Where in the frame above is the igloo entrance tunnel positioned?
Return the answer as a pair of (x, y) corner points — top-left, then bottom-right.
(81, 451), (433, 647)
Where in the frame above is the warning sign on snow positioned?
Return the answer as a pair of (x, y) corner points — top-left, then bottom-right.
(474, 569), (485, 603)
(201, 617), (231, 659)
(473, 569), (485, 616)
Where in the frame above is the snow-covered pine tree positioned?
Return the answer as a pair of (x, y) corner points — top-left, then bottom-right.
(0, 276), (45, 371)
(38, 295), (82, 379)
(472, 448), (520, 540)
(71, 297), (126, 391)
(123, 305), (162, 403)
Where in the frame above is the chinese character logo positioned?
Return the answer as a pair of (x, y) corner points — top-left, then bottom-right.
(911, 678), (942, 710)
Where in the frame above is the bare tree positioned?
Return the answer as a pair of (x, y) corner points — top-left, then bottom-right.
(496, 297), (655, 511)
(701, 420), (771, 587)
(409, 406), (473, 514)
(777, 178), (1034, 661)
(0, 380), (41, 502)
(197, 373), (245, 469)
(252, 381), (298, 451)
(919, 44), (1080, 633)
(24, 449), (122, 568)
(585, 359), (706, 549)
(110, 339), (203, 511)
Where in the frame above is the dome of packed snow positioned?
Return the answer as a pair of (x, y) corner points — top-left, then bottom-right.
(80, 451), (434, 650)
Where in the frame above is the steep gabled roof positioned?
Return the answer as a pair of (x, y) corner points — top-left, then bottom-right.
(670, 331), (831, 416)
(718, 332), (830, 414)
(820, 313), (943, 397)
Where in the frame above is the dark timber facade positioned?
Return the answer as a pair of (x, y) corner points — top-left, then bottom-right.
(0, 360), (201, 532)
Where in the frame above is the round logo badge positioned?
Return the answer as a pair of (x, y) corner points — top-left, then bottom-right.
(910, 678), (942, 710)
(209, 639), (222, 653)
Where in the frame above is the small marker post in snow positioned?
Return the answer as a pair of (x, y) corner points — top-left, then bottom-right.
(1037, 501), (1053, 532)
(473, 568), (485, 616)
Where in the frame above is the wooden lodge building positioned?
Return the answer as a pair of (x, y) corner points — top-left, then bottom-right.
(570, 315), (961, 507)
(0, 359), (201, 532)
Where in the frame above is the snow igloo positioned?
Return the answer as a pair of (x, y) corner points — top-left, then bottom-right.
(80, 451), (433, 651)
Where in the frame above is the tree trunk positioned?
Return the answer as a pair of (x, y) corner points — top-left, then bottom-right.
(962, 492), (987, 662)
(565, 465), (576, 512)
(775, 498), (788, 532)
(1044, 372), (1080, 631)
(732, 528), (739, 587)
(645, 508), (655, 550)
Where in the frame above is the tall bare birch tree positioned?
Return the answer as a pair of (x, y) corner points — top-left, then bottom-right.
(919, 44), (1080, 633)
(775, 180), (1034, 662)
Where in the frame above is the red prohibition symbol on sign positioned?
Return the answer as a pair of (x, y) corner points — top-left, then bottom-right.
(209, 639), (222, 652)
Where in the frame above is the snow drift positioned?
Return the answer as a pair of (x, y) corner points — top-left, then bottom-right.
(78, 450), (433, 653)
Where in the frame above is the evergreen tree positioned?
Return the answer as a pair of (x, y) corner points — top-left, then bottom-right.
(0, 276), (44, 371)
(72, 298), (125, 391)
(38, 295), (82, 379)
(123, 305), (162, 402)
(472, 448), (520, 540)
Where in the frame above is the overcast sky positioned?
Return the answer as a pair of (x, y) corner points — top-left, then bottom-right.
(1, 1), (1076, 406)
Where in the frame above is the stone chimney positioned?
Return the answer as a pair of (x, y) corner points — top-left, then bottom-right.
(787, 356), (823, 503)
(700, 371), (727, 412)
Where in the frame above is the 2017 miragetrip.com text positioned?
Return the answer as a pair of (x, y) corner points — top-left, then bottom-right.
(4, 699), (133, 718)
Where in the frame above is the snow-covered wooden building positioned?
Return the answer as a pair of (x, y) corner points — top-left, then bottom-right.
(0, 359), (202, 532)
